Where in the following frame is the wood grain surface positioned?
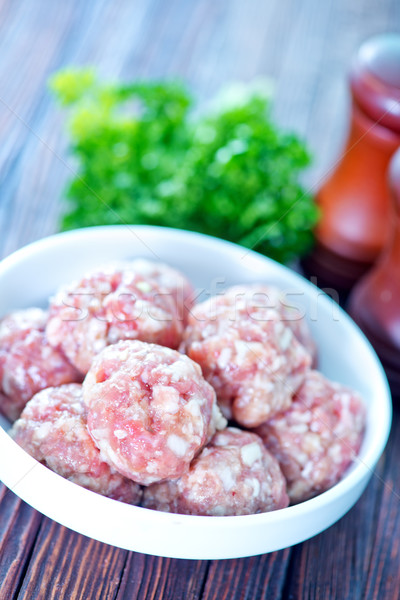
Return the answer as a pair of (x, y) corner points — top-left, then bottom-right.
(0, 1), (399, 598)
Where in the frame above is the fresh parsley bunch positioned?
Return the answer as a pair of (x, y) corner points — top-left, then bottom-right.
(51, 69), (318, 263)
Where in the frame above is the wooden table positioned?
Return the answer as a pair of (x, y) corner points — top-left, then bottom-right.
(1, 1), (399, 598)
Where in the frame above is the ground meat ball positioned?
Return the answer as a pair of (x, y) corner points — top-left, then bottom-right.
(143, 428), (289, 516)
(46, 261), (192, 374)
(0, 309), (81, 422)
(182, 293), (311, 427)
(218, 285), (317, 364)
(201, 285), (316, 362)
(83, 340), (227, 485)
(11, 384), (141, 504)
(255, 370), (366, 503)
(130, 259), (194, 324)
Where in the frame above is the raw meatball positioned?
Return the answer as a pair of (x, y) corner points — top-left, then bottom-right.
(46, 261), (193, 374)
(182, 292), (312, 427)
(255, 370), (366, 503)
(0, 309), (81, 422)
(203, 285), (316, 362)
(83, 340), (227, 485)
(130, 259), (194, 324)
(143, 428), (289, 516)
(11, 384), (141, 504)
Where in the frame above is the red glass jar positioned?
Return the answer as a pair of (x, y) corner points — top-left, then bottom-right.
(348, 147), (400, 398)
(303, 33), (400, 293)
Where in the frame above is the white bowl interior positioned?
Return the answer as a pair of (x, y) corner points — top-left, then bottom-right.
(0, 226), (392, 559)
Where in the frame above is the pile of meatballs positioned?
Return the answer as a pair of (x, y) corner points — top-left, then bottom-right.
(0, 259), (366, 516)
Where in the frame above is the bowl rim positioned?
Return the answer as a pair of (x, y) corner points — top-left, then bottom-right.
(0, 225), (393, 553)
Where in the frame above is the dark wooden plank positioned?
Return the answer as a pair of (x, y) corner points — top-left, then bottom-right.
(0, 0), (111, 258)
(362, 409), (400, 600)
(16, 518), (128, 600)
(201, 549), (292, 600)
(115, 553), (210, 600)
(0, 1), (78, 175)
(0, 485), (43, 600)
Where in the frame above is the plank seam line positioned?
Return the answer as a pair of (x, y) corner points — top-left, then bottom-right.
(12, 513), (44, 600)
(111, 551), (131, 600)
(198, 560), (211, 600)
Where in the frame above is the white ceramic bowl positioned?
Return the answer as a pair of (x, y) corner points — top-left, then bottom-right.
(0, 226), (392, 559)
